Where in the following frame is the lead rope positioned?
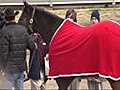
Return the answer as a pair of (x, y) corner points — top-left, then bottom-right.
(24, 7), (36, 82)
(29, 7), (36, 70)
(30, 7), (36, 24)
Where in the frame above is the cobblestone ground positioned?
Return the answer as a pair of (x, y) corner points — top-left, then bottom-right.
(0, 75), (111, 89)
(24, 79), (112, 89)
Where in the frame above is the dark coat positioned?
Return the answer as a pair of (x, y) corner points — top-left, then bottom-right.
(0, 22), (35, 73)
(28, 33), (46, 80)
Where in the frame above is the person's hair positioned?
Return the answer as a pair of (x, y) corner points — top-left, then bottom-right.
(65, 9), (77, 22)
(90, 10), (100, 22)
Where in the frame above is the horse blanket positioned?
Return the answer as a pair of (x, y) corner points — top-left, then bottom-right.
(49, 19), (120, 81)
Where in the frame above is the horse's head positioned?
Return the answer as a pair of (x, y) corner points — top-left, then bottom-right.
(19, 1), (64, 45)
(18, 1), (35, 33)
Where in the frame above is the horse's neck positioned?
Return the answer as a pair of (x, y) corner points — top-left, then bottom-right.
(40, 18), (64, 45)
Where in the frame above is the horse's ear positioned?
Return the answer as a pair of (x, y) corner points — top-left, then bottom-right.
(23, 0), (33, 10)
(23, 0), (29, 8)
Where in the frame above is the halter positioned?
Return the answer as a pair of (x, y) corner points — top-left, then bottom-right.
(30, 7), (35, 24)
(28, 7), (36, 33)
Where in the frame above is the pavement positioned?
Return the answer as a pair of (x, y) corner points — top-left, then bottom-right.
(24, 78), (112, 89)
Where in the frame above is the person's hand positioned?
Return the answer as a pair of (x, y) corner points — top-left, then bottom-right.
(44, 53), (49, 76)
(44, 53), (49, 61)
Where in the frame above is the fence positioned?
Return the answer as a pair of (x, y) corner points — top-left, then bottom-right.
(0, 0), (119, 6)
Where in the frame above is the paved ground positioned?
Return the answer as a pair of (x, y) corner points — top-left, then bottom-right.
(0, 75), (111, 89)
(25, 79), (112, 90)
(24, 78), (112, 89)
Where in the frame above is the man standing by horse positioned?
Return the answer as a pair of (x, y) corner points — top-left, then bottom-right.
(28, 32), (47, 90)
(0, 8), (35, 90)
(87, 9), (107, 90)
(64, 8), (81, 89)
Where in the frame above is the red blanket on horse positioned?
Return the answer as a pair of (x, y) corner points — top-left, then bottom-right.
(49, 19), (120, 81)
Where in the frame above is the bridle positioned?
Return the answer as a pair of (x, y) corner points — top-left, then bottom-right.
(28, 7), (36, 33)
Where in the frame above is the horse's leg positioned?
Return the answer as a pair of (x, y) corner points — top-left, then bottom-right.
(68, 77), (80, 89)
(107, 78), (120, 90)
(39, 58), (48, 90)
(55, 77), (75, 90)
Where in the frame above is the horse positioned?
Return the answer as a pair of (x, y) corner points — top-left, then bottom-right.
(18, 1), (120, 90)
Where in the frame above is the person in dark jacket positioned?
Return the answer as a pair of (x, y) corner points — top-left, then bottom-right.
(0, 8), (35, 90)
(28, 32), (46, 90)
(87, 10), (107, 90)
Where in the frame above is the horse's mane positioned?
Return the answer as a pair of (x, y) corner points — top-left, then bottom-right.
(33, 7), (64, 45)
(36, 7), (62, 20)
